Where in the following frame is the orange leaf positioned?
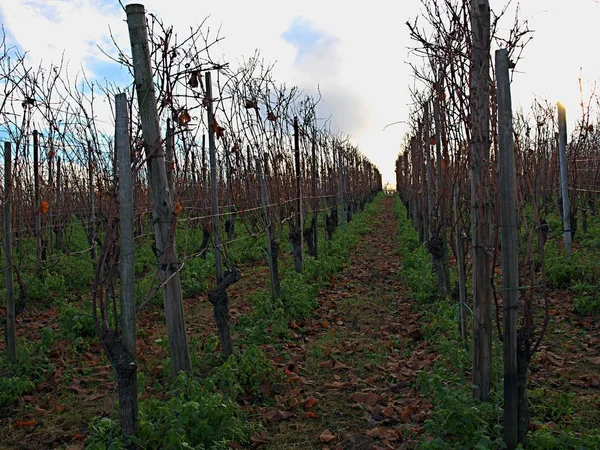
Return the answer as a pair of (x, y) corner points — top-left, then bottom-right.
(349, 392), (382, 406)
(304, 396), (319, 409)
(73, 433), (85, 441)
(179, 110), (191, 126)
(319, 429), (336, 443)
(14, 419), (36, 427)
(304, 411), (318, 419)
(381, 405), (395, 418)
(174, 201), (183, 215)
(211, 117), (220, 134)
(39, 200), (49, 214)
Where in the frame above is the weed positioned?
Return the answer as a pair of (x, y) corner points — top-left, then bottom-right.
(86, 372), (260, 450)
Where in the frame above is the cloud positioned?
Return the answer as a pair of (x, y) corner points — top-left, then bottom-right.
(3, 0), (597, 185)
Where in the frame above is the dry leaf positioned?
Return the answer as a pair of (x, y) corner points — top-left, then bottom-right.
(14, 419), (36, 427)
(174, 200), (183, 215)
(350, 392), (382, 406)
(39, 200), (49, 214)
(319, 429), (336, 443)
(304, 397), (319, 409)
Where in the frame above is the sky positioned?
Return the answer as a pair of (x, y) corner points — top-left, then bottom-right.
(0, 0), (599, 186)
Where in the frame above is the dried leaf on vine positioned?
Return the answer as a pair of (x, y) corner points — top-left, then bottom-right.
(39, 200), (49, 214)
(188, 71), (199, 88)
(244, 99), (258, 110)
(178, 110), (191, 126)
(174, 201), (183, 215)
(267, 111), (278, 122)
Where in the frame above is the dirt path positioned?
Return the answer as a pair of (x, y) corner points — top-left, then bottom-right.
(263, 195), (433, 449)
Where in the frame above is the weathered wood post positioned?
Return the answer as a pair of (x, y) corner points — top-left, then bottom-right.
(206, 71), (224, 282)
(290, 116), (303, 272)
(557, 102), (572, 256)
(496, 48), (518, 450)
(338, 146), (345, 231)
(311, 128), (318, 258)
(205, 71), (235, 359)
(126, 3), (192, 376)
(116, 93), (139, 444)
(4, 142), (16, 363)
(433, 76), (451, 296)
(258, 153), (281, 300)
(470, 0), (492, 401)
(55, 156), (62, 250)
(88, 141), (97, 262)
(33, 130), (42, 269)
(453, 180), (468, 344)
(166, 118), (174, 193)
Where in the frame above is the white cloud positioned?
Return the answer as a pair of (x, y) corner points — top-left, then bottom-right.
(1, 0), (599, 184)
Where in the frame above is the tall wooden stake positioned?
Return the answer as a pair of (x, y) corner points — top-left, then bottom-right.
(258, 153), (281, 300)
(126, 3), (191, 376)
(311, 128), (318, 258)
(206, 71), (223, 282)
(453, 181), (468, 344)
(4, 142), (16, 363)
(291, 116), (303, 272)
(88, 141), (97, 262)
(33, 130), (42, 269)
(338, 146), (345, 230)
(433, 79), (450, 296)
(470, 0), (492, 401)
(557, 102), (572, 256)
(496, 48), (518, 450)
(116, 92), (139, 443)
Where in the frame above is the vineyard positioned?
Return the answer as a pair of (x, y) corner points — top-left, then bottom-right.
(1, 1), (600, 450)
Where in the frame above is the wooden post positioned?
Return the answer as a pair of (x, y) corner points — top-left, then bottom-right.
(88, 141), (97, 262)
(206, 71), (223, 282)
(224, 137), (235, 241)
(258, 153), (281, 300)
(291, 116), (303, 272)
(557, 102), (572, 256)
(470, 0), (492, 401)
(311, 128), (318, 258)
(338, 146), (345, 230)
(453, 181), (468, 344)
(116, 92), (139, 442)
(433, 79), (450, 296)
(33, 130), (42, 269)
(126, 3), (191, 376)
(4, 142), (16, 363)
(56, 156), (62, 250)
(496, 48), (519, 450)
(166, 118), (174, 193)
(424, 104), (434, 241)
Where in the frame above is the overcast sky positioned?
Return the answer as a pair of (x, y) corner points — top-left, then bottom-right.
(1, 0), (599, 185)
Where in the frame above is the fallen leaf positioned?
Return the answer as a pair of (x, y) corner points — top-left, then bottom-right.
(304, 411), (318, 419)
(14, 419), (36, 427)
(381, 406), (395, 418)
(367, 427), (400, 441)
(350, 392), (382, 406)
(325, 381), (352, 389)
(250, 432), (268, 444)
(319, 429), (336, 443)
(304, 397), (319, 409)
